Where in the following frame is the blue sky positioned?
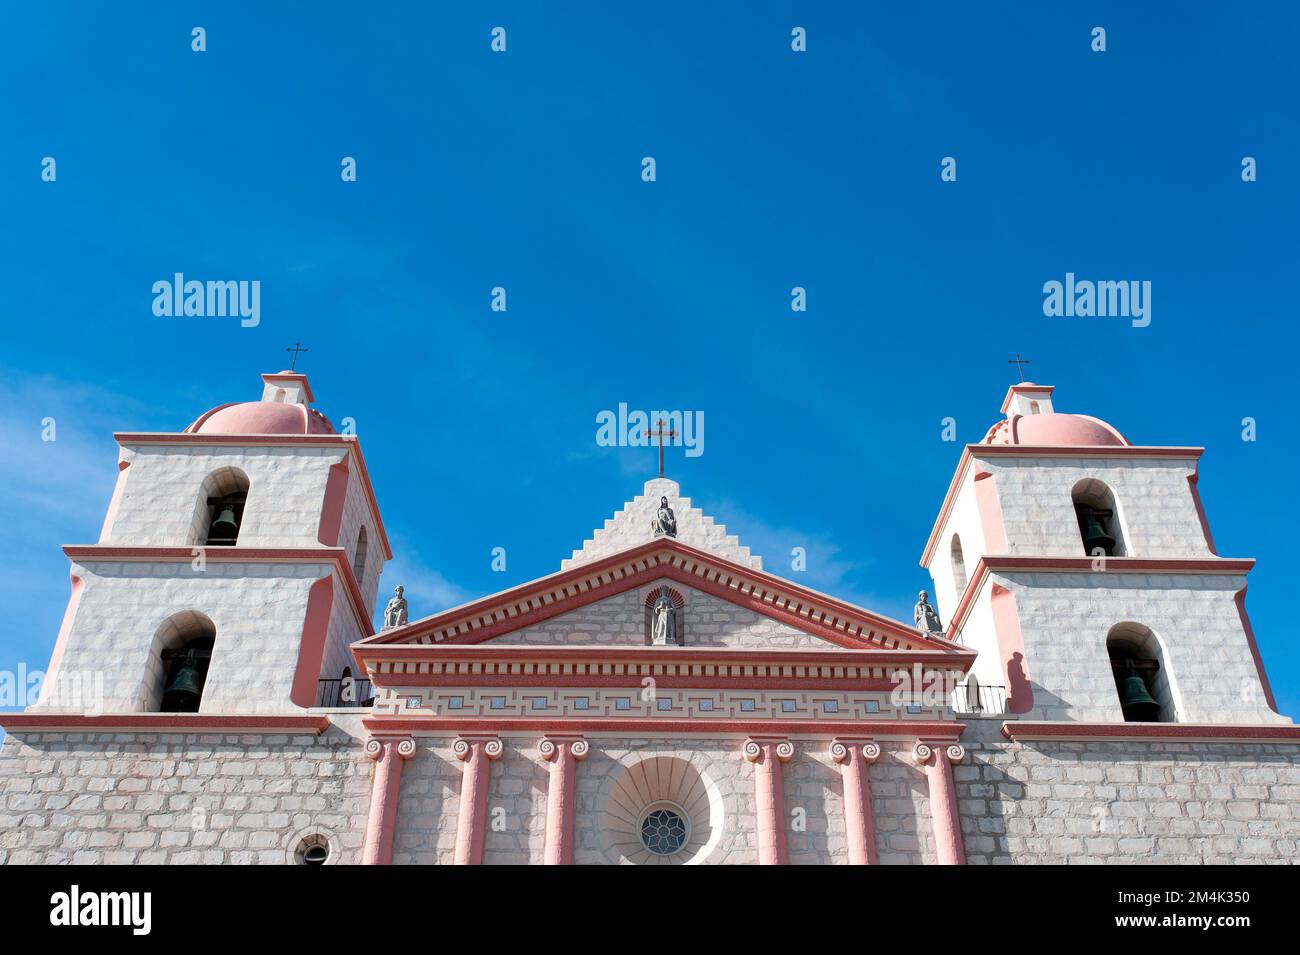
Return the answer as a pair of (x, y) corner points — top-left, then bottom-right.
(1, 3), (1298, 718)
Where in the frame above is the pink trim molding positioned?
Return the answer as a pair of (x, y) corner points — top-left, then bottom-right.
(1234, 587), (1278, 713)
(97, 457), (132, 542)
(912, 741), (966, 865)
(361, 735), (416, 865)
(317, 457), (350, 547)
(453, 736), (504, 864)
(973, 467), (1008, 553)
(1000, 722), (1300, 743)
(990, 584), (1032, 714)
(0, 714), (330, 734)
(36, 571), (84, 707)
(742, 738), (793, 865)
(539, 736), (589, 864)
(363, 716), (966, 740)
(290, 575), (335, 708)
(830, 739), (880, 865)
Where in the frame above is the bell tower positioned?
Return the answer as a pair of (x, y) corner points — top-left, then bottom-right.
(35, 370), (391, 716)
(921, 383), (1286, 727)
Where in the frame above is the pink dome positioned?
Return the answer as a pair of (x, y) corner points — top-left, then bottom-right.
(981, 413), (1127, 447)
(186, 401), (335, 435)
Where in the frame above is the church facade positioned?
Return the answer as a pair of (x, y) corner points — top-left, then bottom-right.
(1, 372), (1295, 865)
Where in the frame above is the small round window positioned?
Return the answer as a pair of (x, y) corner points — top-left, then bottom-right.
(640, 806), (688, 856)
(293, 833), (331, 865)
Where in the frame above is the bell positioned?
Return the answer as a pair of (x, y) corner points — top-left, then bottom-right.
(1119, 673), (1160, 722)
(161, 657), (204, 712)
(209, 506), (240, 542)
(1082, 514), (1115, 556)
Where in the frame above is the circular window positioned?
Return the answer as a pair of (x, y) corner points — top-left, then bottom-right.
(292, 833), (331, 865)
(640, 805), (689, 856)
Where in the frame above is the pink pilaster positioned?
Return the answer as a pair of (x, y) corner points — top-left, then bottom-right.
(362, 736), (416, 865)
(912, 741), (966, 865)
(539, 736), (589, 865)
(742, 738), (793, 865)
(453, 736), (503, 865)
(830, 739), (881, 865)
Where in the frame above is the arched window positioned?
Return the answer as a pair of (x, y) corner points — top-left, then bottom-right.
(1071, 478), (1126, 557)
(950, 534), (967, 593)
(352, 525), (369, 584)
(190, 467), (250, 546)
(1029, 400), (1041, 414)
(142, 611), (216, 713)
(1106, 622), (1178, 723)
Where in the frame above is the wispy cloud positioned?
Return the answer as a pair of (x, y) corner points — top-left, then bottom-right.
(376, 534), (474, 628)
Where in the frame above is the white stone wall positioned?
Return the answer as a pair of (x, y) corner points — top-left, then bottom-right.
(2, 722), (1296, 864)
(564, 478), (762, 570)
(988, 570), (1285, 724)
(956, 719), (1300, 864)
(39, 558), (337, 714)
(981, 454), (1212, 559)
(104, 443), (347, 548)
(492, 579), (841, 649)
(0, 719), (370, 865)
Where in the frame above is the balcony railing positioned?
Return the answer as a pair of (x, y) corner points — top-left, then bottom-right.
(315, 677), (374, 708)
(949, 682), (1007, 716)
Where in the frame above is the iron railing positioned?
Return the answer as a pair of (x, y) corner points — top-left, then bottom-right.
(949, 682), (1007, 716)
(315, 677), (374, 708)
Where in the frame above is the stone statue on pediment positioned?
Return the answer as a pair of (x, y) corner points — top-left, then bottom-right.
(383, 585), (408, 630)
(914, 590), (943, 635)
(651, 496), (677, 538)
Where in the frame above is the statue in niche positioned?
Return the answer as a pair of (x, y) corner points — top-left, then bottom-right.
(383, 585), (408, 630)
(651, 592), (677, 645)
(914, 590), (944, 635)
(651, 496), (678, 538)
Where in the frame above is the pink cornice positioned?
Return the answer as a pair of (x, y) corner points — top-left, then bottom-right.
(363, 538), (959, 655)
(62, 545), (375, 638)
(362, 716), (966, 739)
(921, 444), (1205, 565)
(944, 555), (1255, 640)
(1000, 721), (1300, 743)
(112, 432), (392, 560)
(356, 644), (974, 691)
(0, 713), (330, 734)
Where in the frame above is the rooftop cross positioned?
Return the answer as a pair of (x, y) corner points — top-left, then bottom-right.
(1007, 353), (1031, 382)
(649, 418), (677, 479)
(285, 342), (309, 371)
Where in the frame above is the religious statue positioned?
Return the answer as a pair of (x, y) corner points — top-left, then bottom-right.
(651, 496), (677, 538)
(914, 590), (943, 635)
(652, 592), (677, 645)
(382, 585), (408, 630)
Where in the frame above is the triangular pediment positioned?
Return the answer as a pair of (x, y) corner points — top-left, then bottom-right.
(360, 538), (963, 655)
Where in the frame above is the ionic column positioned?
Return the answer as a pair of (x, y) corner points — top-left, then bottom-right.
(829, 739), (881, 865)
(362, 735), (416, 865)
(742, 738), (794, 865)
(912, 741), (966, 865)
(539, 736), (589, 865)
(453, 736), (503, 865)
